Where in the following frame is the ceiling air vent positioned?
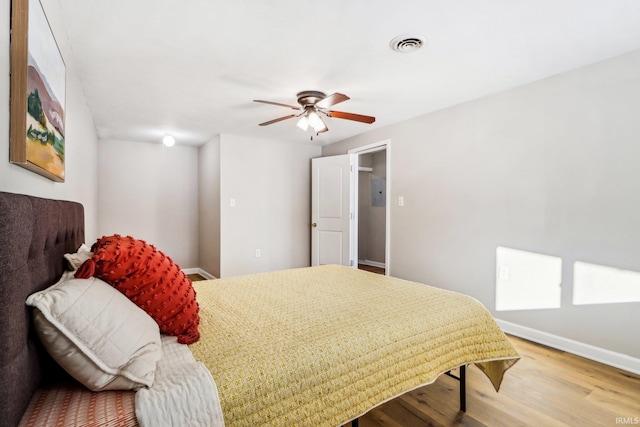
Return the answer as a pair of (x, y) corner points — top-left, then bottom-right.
(389, 33), (428, 53)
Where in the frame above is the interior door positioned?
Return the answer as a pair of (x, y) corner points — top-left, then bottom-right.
(311, 154), (357, 267)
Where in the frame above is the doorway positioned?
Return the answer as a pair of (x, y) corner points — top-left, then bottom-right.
(349, 140), (390, 275)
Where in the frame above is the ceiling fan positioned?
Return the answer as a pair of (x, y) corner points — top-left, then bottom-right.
(253, 91), (375, 135)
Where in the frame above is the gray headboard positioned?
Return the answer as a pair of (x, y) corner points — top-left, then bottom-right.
(0, 192), (84, 427)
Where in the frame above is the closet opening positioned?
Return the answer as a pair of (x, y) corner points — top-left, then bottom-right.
(349, 140), (390, 276)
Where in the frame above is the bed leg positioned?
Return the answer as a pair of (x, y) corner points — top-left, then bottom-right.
(352, 418), (359, 427)
(460, 365), (466, 412)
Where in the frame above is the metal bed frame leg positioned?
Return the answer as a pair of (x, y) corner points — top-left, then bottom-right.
(459, 364), (466, 412)
(344, 366), (465, 426)
(445, 364), (467, 412)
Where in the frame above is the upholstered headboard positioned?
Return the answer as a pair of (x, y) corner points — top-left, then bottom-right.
(0, 192), (84, 427)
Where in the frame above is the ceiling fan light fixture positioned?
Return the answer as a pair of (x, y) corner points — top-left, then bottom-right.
(296, 107), (327, 133)
(313, 120), (328, 134)
(307, 110), (324, 131)
(296, 116), (309, 131)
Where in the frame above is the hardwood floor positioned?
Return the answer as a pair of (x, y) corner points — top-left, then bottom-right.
(359, 263), (386, 275)
(357, 335), (640, 426)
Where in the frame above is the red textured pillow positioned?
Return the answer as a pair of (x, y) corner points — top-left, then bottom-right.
(75, 235), (200, 344)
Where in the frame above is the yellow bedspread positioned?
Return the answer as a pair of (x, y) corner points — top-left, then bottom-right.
(190, 265), (519, 427)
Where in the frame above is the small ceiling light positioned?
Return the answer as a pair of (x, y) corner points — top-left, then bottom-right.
(389, 33), (428, 53)
(162, 135), (175, 147)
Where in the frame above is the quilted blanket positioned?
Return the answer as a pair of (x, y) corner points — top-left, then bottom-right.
(136, 335), (224, 427)
(189, 265), (519, 427)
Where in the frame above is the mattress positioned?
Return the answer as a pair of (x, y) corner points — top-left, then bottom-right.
(189, 265), (519, 427)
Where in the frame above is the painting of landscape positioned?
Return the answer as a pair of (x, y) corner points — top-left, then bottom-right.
(25, 0), (65, 180)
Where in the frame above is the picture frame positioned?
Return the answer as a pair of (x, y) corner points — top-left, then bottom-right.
(10, 0), (66, 182)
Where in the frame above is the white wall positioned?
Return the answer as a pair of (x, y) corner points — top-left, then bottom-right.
(98, 139), (198, 268)
(0, 0), (99, 241)
(198, 137), (221, 277)
(219, 134), (321, 277)
(323, 50), (640, 361)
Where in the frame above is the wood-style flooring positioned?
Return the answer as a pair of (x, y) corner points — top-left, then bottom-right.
(357, 335), (640, 427)
(359, 263), (386, 275)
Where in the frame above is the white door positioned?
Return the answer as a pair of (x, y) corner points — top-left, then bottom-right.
(311, 154), (357, 267)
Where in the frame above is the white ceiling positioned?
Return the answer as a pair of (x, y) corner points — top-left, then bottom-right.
(57, 0), (640, 147)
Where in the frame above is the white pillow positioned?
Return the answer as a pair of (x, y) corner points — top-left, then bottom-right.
(26, 272), (161, 391)
(64, 243), (94, 271)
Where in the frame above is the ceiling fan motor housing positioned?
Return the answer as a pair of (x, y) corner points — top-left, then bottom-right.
(297, 91), (327, 107)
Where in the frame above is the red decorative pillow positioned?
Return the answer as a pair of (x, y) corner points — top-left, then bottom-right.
(75, 235), (200, 344)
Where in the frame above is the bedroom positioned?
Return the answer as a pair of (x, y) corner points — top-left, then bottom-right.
(1, 0), (639, 426)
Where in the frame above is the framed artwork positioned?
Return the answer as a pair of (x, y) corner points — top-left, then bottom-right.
(10, 0), (66, 182)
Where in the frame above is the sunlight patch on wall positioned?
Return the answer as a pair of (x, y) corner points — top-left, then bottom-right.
(573, 262), (640, 305)
(496, 246), (562, 311)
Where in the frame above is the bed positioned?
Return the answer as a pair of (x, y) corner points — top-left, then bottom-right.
(0, 191), (519, 427)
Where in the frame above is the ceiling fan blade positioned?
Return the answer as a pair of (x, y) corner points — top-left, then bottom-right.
(326, 110), (376, 124)
(316, 93), (350, 109)
(258, 114), (298, 126)
(253, 100), (301, 110)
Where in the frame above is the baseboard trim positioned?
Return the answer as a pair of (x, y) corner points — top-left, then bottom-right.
(182, 267), (217, 280)
(358, 259), (386, 269)
(198, 269), (216, 280)
(496, 319), (640, 375)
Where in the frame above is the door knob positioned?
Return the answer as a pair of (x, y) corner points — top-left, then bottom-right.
(311, 223), (317, 227)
